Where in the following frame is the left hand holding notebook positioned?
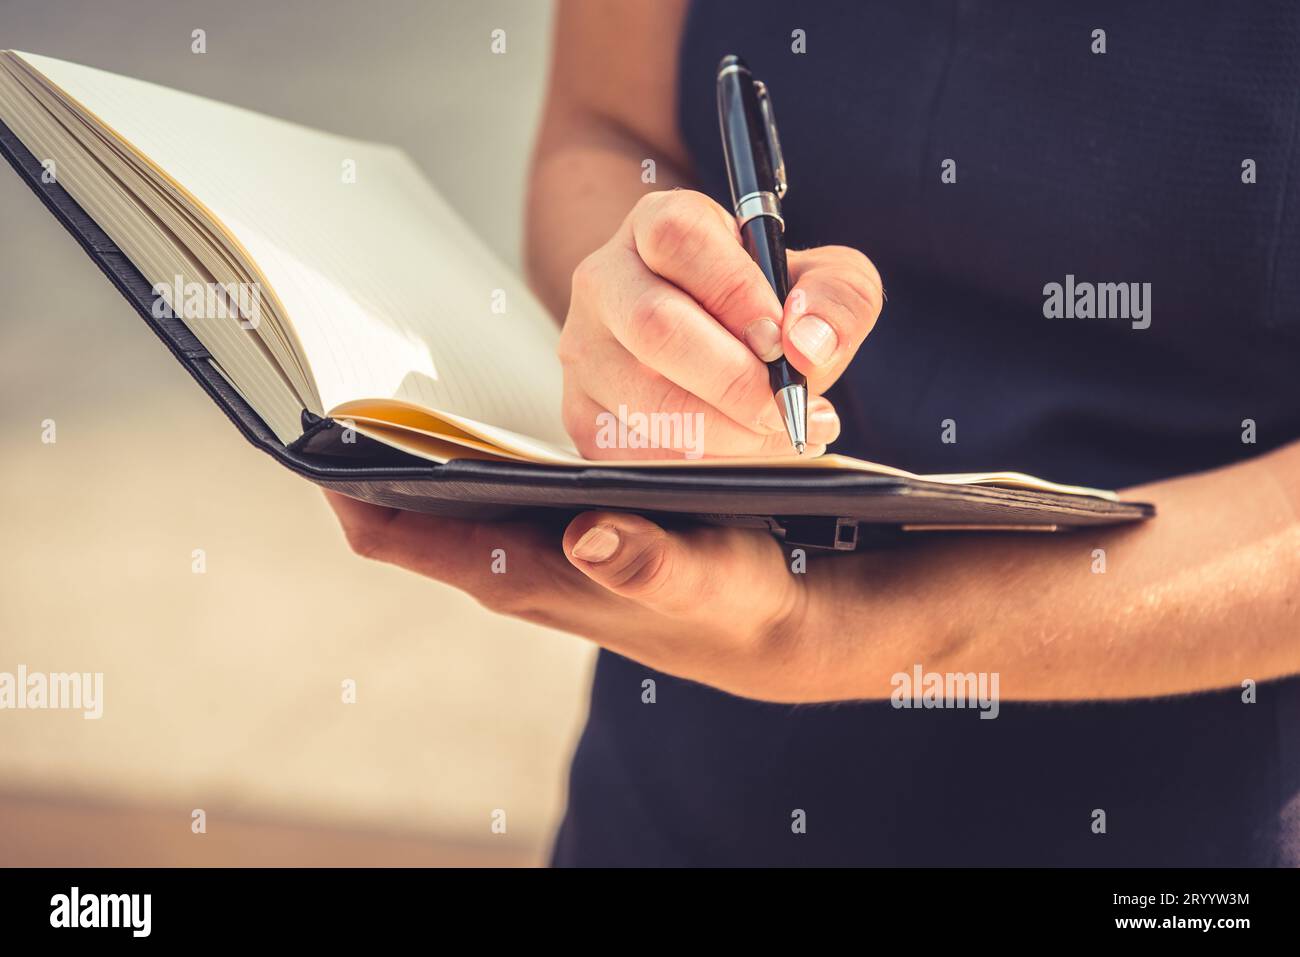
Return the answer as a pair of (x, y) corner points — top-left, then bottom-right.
(325, 490), (822, 702)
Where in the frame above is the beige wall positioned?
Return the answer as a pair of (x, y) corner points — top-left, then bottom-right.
(0, 0), (596, 864)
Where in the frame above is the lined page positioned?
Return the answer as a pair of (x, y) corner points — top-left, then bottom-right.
(18, 52), (574, 451)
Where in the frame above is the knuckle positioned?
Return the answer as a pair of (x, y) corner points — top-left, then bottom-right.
(476, 582), (537, 618)
(342, 521), (390, 562)
(642, 197), (711, 266)
(640, 188), (711, 218)
(630, 189), (666, 220)
(856, 252), (885, 297)
(799, 246), (883, 315)
(828, 246), (884, 310)
(648, 375), (694, 422)
(555, 325), (585, 370)
(627, 286), (687, 362)
(608, 541), (675, 599)
(820, 271), (883, 329)
(713, 360), (767, 424)
(706, 260), (760, 317)
(568, 251), (602, 303)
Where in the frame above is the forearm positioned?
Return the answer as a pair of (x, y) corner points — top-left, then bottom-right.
(525, 111), (693, 318)
(525, 0), (692, 319)
(810, 440), (1300, 701)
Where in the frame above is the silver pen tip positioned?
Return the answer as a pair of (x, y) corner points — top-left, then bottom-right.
(775, 383), (809, 454)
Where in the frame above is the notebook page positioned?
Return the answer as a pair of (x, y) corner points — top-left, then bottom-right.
(0, 56), (306, 441)
(17, 52), (573, 450)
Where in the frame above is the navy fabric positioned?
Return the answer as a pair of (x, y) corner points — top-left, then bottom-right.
(553, 0), (1300, 866)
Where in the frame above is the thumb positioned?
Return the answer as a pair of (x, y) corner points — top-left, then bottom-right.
(562, 511), (702, 613)
(783, 246), (884, 393)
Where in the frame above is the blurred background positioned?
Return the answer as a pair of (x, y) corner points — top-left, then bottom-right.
(0, 0), (597, 866)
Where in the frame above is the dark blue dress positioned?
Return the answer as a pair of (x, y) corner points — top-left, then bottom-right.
(553, 0), (1300, 865)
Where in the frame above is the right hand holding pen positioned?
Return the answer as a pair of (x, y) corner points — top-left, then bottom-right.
(559, 189), (884, 459)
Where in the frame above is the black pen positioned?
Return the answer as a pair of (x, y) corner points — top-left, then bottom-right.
(715, 54), (808, 453)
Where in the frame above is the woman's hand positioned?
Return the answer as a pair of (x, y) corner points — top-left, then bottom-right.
(322, 190), (890, 703)
(559, 189), (884, 459)
(325, 492), (837, 702)
(325, 436), (1300, 703)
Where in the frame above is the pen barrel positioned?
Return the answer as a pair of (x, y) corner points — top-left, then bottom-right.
(716, 58), (778, 204)
(767, 355), (806, 393)
(740, 217), (806, 392)
(739, 215), (789, 304)
(718, 56), (806, 401)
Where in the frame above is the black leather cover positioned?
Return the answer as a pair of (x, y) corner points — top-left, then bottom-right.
(1, 119), (1154, 550)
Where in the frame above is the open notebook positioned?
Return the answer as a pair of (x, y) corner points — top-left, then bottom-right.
(0, 50), (1121, 503)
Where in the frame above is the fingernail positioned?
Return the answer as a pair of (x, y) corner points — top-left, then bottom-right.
(572, 524), (620, 563)
(789, 315), (837, 366)
(742, 318), (785, 362)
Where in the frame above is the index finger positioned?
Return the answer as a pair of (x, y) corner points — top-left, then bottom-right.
(627, 190), (786, 361)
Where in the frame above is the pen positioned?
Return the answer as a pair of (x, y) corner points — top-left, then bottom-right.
(715, 54), (808, 453)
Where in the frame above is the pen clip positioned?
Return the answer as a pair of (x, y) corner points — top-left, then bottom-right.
(753, 80), (787, 199)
